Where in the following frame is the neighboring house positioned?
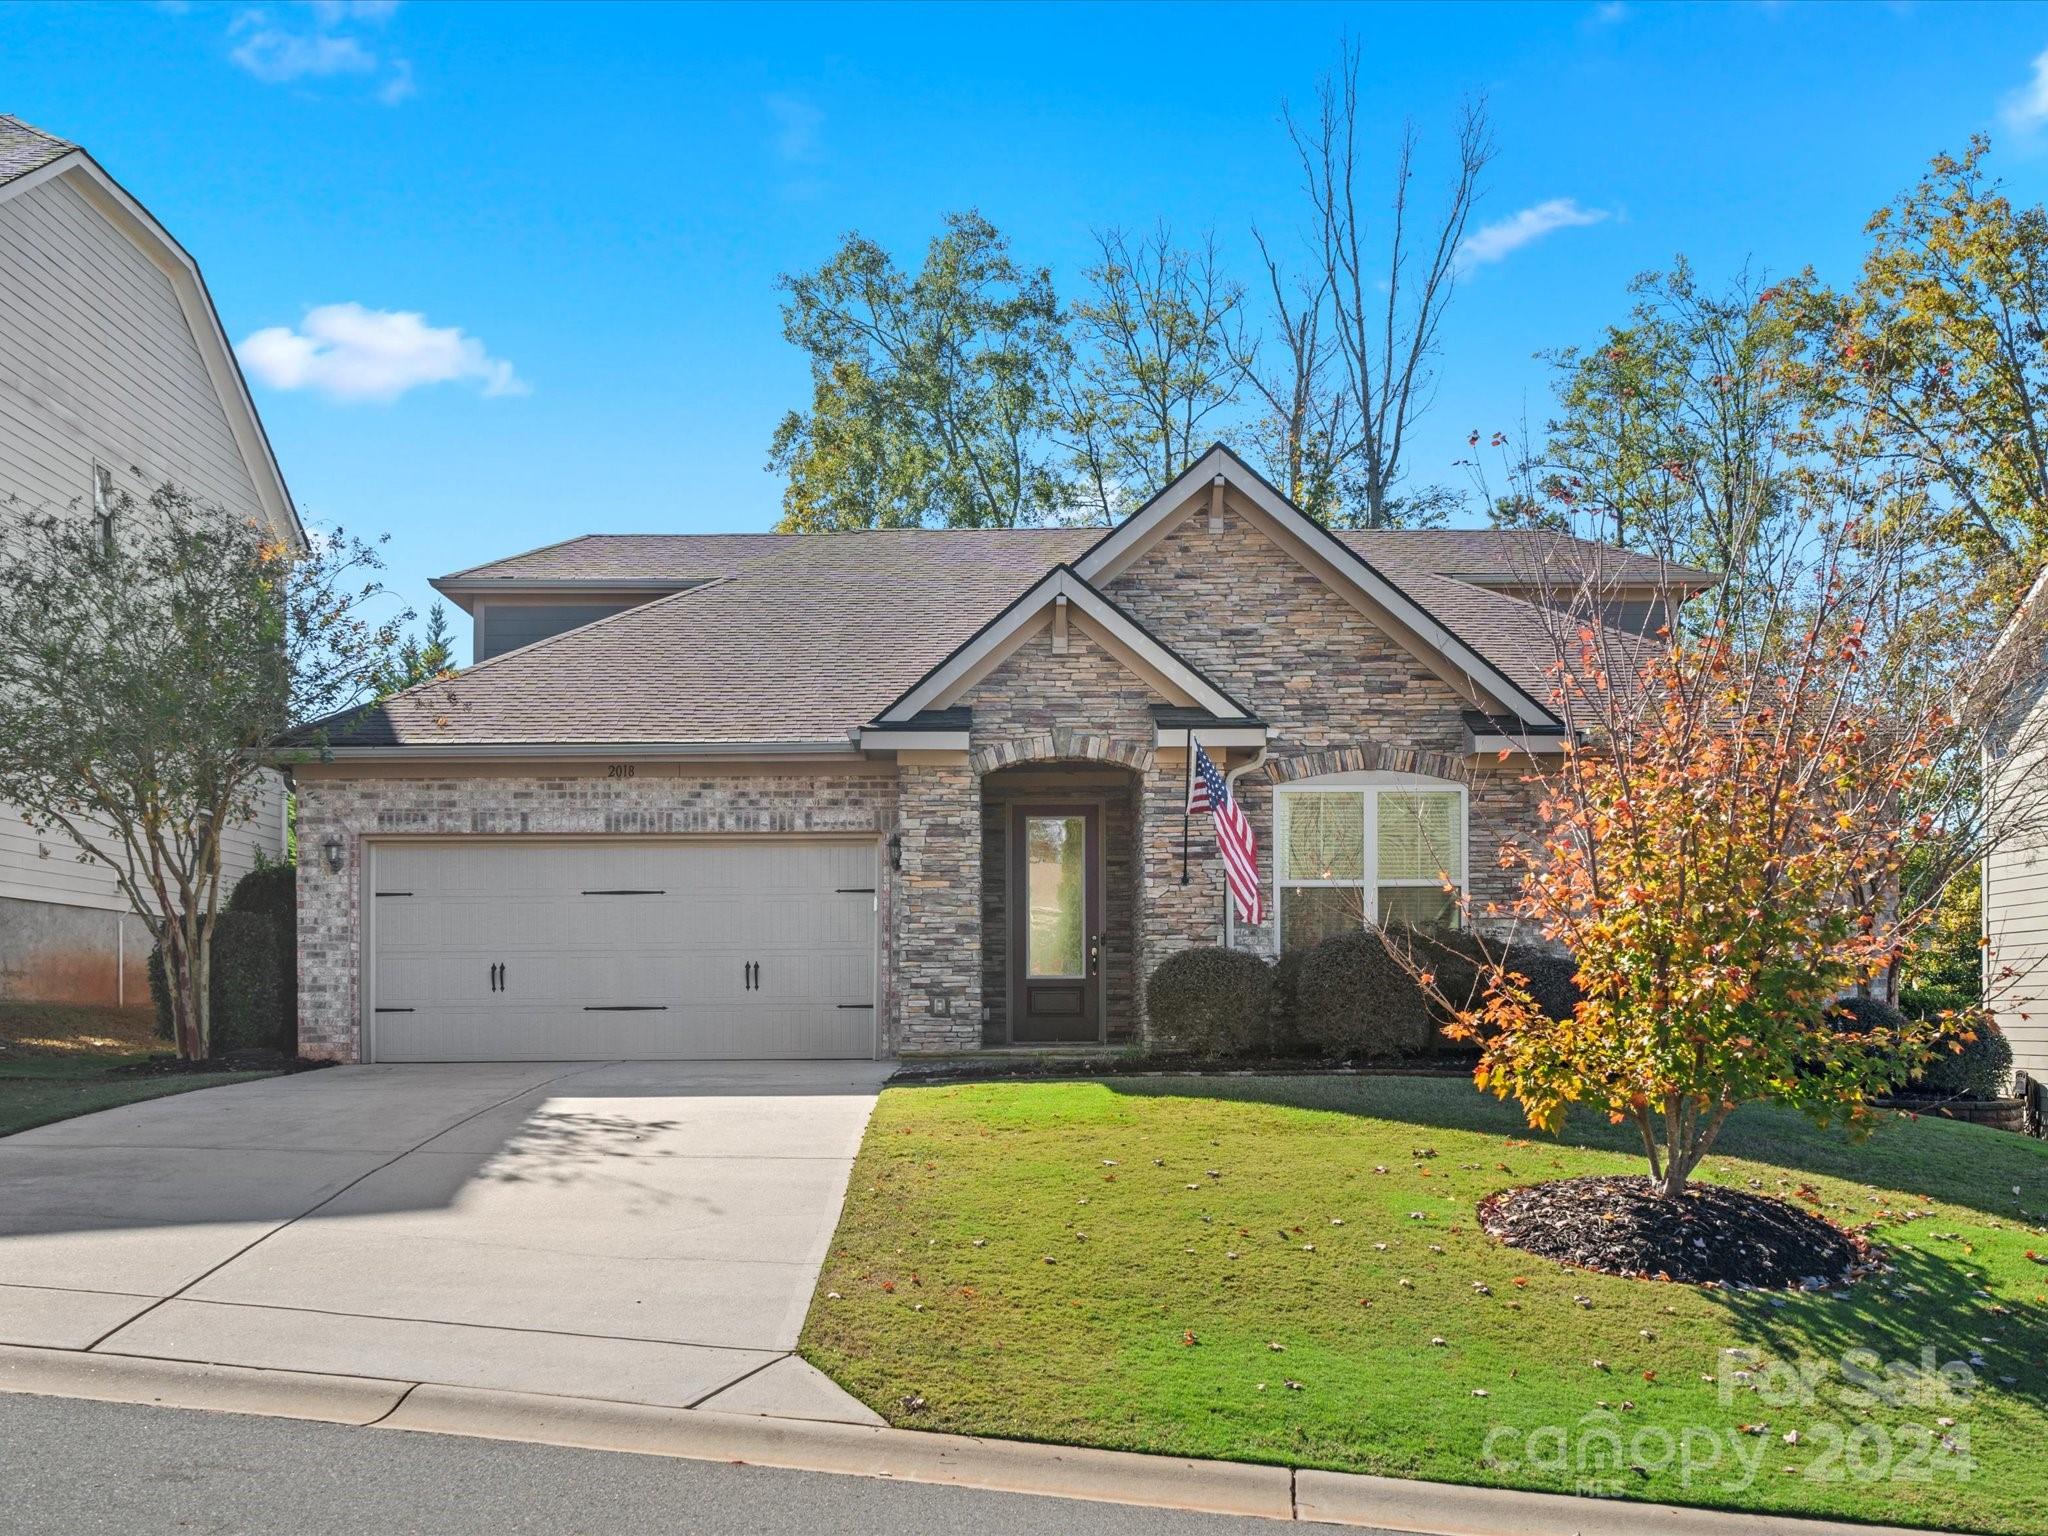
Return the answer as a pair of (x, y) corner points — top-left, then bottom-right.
(294, 445), (1707, 1063)
(1983, 566), (2048, 1093)
(0, 116), (302, 1006)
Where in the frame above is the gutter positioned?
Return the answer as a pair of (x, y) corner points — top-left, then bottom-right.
(267, 739), (862, 766)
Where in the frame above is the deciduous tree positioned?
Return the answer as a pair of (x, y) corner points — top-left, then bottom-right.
(0, 486), (403, 1059)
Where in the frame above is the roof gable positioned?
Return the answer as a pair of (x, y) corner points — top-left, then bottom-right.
(874, 565), (1251, 726)
(1073, 444), (1559, 727)
(0, 116), (301, 549)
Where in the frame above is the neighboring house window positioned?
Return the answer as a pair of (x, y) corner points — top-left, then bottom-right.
(91, 463), (118, 554)
(1274, 773), (1468, 951)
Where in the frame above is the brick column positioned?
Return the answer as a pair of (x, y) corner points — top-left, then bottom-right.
(895, 761), (983, 1051)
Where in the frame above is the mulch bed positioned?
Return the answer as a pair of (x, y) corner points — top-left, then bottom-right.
(1477, 1174), (1879, 1289)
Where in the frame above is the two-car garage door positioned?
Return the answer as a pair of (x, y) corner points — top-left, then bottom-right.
(366, 839), (878, 1062)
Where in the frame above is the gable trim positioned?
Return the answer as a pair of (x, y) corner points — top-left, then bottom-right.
(0, 151), (304, 551)
(874, 564), (1250, 724)
(1072, 444), (1561, 727)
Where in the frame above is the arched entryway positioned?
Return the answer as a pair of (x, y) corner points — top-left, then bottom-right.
(976, 733), (1148, 1047)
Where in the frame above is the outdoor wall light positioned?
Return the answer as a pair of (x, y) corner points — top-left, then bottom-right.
(321, 835), (345, 874)
(888, 831), (903, 871)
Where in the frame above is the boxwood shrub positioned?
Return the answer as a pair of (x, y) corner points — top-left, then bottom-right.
(1293, 928), (1430, 1058)
(1913, 1020), (2014, 1101)
(1145, 945), (1275, 1057)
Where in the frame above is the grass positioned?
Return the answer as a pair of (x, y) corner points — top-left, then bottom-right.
(800, 1075), (2048, 1534)
(0, 1001), (278, 1136)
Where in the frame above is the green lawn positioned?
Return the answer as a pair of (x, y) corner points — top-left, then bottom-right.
(800, 1075), (2048, 1534)
(0, 1001), (278, 1136)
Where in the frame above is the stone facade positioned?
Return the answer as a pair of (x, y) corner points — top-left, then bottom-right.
(294, 766), (898, 1062)
(1105, 503), (1545, 955)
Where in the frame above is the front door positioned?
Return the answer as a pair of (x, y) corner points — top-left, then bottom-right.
(1008, 804), (1102, 1043)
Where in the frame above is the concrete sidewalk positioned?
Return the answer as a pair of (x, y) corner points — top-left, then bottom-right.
(0, 1059), (892, 1421)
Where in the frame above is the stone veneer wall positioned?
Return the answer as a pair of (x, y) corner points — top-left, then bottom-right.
(294, 767), (898, 1062)
(1105, 501), (1546, 979)
(893, 761), (980, 1050)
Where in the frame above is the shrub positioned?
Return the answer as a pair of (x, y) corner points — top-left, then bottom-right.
(1269, 947), (1310, 1053)
(1824, 994), (1907, 1039)
(228, 862), (296, 924)
(1913, 1020), (2014, 1101)
(1294, 929), (1430, 1058)
(1405, 928), (1581, 1048)
(229, 861), (297, 1049)
(209, 911), (289, 1056)
(1145, 946), (1275, 1057)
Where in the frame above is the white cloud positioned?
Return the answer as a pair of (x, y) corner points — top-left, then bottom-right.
(1457, 198), (1612, 271)
(230, 13), (377, 82)
(1590, 1), (1629, 23)
(766, 93), (824, 163)
(227, 3), (412, 103)
(238, 304), (527, 403)
(2001, 46), (2048, 133)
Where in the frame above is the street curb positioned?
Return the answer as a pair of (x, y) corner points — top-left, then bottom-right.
(0, 1342), (409, 1425)
(380, 1383), (1297, 1520)
(1293, 1469), (1904, 1536)
(0, 1344), (1943, 1535)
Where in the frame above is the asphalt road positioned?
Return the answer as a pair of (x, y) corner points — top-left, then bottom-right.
(0, 1393), (1375, 1535)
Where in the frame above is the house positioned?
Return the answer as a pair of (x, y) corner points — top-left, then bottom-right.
(1982, 566), (2048, 1096)
(0, 116), (302, 1007)
(293, 447), (1704, 1063)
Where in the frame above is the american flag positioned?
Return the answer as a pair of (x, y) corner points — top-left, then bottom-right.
(1187, 741), (1263, 924)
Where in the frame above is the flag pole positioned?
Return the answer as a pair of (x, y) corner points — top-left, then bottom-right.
(1181, 730), (1194, 885)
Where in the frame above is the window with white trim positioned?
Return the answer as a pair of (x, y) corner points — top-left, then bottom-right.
(1275, 773), (1467, 951)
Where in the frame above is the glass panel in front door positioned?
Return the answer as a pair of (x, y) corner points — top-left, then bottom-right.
(1025, 815), (1086, 978)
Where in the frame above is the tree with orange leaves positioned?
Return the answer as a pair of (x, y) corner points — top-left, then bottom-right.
(1440, 427), (2048, 1199)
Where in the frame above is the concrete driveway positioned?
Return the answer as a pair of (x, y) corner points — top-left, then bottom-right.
(0, 1060), (894, 1421)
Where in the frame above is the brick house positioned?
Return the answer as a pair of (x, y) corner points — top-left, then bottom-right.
(291, 446), (1700, 1062)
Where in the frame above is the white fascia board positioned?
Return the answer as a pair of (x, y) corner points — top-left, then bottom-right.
(1, 154), (306, 552)
(857, 728), (972, 753)
(1153, 724), (1269, 750)
(878, 567), (1242, 723)
(1466, 729), (1570, 758)
(1074, 447), (1558, 729)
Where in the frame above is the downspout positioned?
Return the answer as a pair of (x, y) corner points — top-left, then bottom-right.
(1222, 739), (1272, 951)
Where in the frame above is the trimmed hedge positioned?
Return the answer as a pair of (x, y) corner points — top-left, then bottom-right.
(1914, 1021), (2014, 1101)
(210, 910), (289, 1055)
(1294, 929), (1431, 1058)
(145, 862), (299, 1058)
(1146, 945), (1276, 1056)
(1399, 927), (1581, 1048)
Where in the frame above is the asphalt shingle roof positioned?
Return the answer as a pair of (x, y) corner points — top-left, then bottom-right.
(320, 523), (1698, 750)
(0, 115), (75, 187)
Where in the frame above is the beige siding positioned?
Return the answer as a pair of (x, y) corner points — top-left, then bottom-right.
(0, 774), (289, 914)
(1985, 671), (2048, 1085)
(0, 170), (286, 911)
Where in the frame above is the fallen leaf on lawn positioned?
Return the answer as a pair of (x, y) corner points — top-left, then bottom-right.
(1182, 1330), (1198, 1347)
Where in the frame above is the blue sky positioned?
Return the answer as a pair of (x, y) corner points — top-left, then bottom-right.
(6, 0), (2048, 653)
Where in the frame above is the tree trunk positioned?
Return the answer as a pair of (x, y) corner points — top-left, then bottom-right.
(161, 915), (212, 1061)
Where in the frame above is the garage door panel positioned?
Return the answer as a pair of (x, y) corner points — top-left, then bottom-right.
(369, 840), (878, 1061)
